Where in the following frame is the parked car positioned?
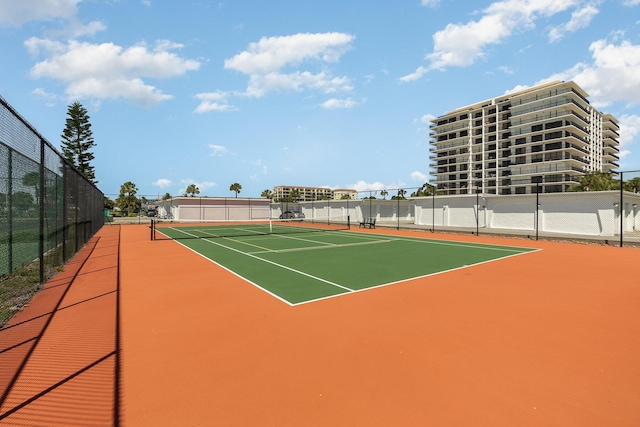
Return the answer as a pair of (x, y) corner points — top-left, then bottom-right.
(279, 210), (305, 220)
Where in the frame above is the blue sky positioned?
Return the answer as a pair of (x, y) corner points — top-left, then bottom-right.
(1, 0), (639, 199)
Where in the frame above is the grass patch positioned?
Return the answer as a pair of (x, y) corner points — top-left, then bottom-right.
(0, 262), (44, 327)
(0, 248), (63, 328)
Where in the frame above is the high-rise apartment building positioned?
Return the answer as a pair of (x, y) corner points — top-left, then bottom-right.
(430, 81), (620, 195)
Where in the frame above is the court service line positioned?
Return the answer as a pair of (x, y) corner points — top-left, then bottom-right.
(351, 231), (535, 253)
(271, 233), (339, 247)
(166, 238), (295, 306)
(293, 246), (542, 306)
(200, 237), (356, 293)
(249, 239), (391, 255)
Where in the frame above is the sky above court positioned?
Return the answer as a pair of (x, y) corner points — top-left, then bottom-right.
(1, 0), (639, 199)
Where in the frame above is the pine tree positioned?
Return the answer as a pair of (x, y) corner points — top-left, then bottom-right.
(61, 101), (97, 184)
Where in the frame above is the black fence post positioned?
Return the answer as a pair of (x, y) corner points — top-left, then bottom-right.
(476, 185), (480, 236)
(431, 190), (435, 233)
(620, 171), (624, 247)
(397, 190), (401, 230)
(7, 148), (13, 274)
(39, 138), (45, 283)
(536, 183), (540, 241)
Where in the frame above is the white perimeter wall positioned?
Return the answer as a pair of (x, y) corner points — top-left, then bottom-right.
(159, 192), (640, 238)
(414, 191), (640, 237)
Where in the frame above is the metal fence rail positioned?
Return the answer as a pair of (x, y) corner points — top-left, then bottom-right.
(0, 95), (104, 283)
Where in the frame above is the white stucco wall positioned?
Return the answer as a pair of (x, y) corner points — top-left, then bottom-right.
(414, 191), (640, 237)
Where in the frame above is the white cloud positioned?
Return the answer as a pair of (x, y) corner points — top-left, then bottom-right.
(411, 171), (429, 181)
(208, 144), (229, 156)
(194, 92), (236, 113)
(402, 0), (578, 80)
(179, 180), (217, 194)
(548, 3), (599, 42)
(419, 113), (435, 124)
(245, 71), (352, 97)
(421, 0), (441, 6)
(320, 97), (358, 109)
(26, 38), (200, 105)
(31, 87), (58, 105)
(546, 38), (640, 107)
(348, 180), (407, 193)
(618, 114), (640, 160)
(57, 19), (107, 38)
(0, 0), (81, 26)
(622, 0), (640, 5)
(224, 32), (355, 98)
(154, 179), (172, 188)
(399, 66), (428, 83)
(349, 181), (388, 193)
(225, 32), (354, 74)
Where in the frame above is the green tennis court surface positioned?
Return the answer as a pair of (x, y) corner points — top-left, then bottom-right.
(156, 224), (538, 305)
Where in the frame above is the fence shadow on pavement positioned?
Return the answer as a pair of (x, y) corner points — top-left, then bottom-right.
(0, 226), (120, 426)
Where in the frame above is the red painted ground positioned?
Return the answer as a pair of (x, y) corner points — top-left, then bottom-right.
(2, 224), (640, 426)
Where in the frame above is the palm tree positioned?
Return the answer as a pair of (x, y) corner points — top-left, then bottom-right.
(230, 182), (242, 198)
(625, 177), (640, 193)
(261, 189), (273, 199)
(162, 192), (172, 200)
(411, 182), (436, 197)
(569, 171), (615, 192)
(117, 181), (138, 215)
(289, 188), (301, 202)
(380, 190), (388, 200)
(185, 184), (200, 197)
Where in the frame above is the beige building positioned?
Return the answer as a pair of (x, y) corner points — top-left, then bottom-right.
(430, 80), (620, 195)
(273, 186), (357, 201)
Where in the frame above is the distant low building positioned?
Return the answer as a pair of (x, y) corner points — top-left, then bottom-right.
(332, 189), (358, 200)
(273, 186), (357, 201)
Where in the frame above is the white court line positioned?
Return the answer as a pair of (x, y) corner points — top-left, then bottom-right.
(249, 239), (391, 255)
(293, 247), (542, 306)
(200, 237), (355, 293)
(160, 226), (540, 306)
(164, 238), (295, 306)
(349, 230), (535, 253)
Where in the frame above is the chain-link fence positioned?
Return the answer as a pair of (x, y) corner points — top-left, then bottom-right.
(407, 177), (640, 247)
(0, 95), (104, 282)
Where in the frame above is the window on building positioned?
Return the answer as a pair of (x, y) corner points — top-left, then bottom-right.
(544, 131), (562, 140)
(545, 120), (563, 129)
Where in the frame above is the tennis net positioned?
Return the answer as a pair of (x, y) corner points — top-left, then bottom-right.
(151, 217), (350, 240)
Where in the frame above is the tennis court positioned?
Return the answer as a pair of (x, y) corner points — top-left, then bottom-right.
(3, 223), (640, 426)
(153, 220), (538, 305)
